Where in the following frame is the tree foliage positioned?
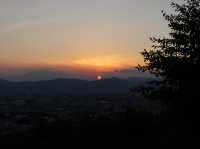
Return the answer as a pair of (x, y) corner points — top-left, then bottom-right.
(138, 0), (200, 104)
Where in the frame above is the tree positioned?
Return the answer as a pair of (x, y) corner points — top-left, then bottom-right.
(138, 0), (200, 106)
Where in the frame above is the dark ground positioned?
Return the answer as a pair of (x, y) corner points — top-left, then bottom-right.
(0, 95), (199, 147)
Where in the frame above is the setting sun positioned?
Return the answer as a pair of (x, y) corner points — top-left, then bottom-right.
(97, 75), (103, 80)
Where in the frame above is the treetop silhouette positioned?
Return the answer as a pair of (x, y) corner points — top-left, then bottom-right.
(138, 0), (200, 104)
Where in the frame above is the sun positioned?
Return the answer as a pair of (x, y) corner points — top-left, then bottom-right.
(97, 75), (103, 80)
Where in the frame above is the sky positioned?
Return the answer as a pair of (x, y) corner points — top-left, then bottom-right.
(0, 0), (177, 77)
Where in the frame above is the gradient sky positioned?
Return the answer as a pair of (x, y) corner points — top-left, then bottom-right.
(0, 0), (178, 75)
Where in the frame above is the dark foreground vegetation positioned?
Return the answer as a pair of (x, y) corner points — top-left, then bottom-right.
(0, 95), (198, 146)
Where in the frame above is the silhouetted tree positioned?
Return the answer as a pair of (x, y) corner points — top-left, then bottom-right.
(138, 0), (200, 107)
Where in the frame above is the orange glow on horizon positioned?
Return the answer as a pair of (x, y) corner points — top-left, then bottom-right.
(49, 56), (137, 73)
(0, 55), (141, 75)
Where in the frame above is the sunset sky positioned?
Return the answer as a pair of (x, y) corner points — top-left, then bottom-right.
(0, 0), (177, 76)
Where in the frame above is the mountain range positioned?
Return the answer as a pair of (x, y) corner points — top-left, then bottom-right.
(0, 68), (154, 81)
(0, 77), (153, 97)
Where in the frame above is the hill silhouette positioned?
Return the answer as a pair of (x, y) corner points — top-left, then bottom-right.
(0, 77), (152, 97)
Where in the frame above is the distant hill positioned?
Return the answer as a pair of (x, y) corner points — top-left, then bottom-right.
(20, 70), (68, 81)
(0, 77), (153, 97)
(0, 79), (11, 85)
(1, 70), (79, 82)
(0, 68), (154, 82)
